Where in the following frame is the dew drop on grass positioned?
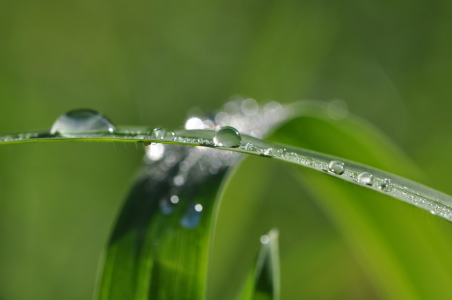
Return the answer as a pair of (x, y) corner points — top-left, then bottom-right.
(261, 148), (278, 157)
(181, 204), (202, 229)
(277, 148), (286, 156)
(378, 178), (392, 192)
(328, 160), (345, 175)
(357, 172), (374, 186)
(213, 126), (241, 148)
(50, 109), (116, 136)
(151, 128), (176, 141)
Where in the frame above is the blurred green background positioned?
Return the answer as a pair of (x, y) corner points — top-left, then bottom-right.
(1, 0), (452, 299)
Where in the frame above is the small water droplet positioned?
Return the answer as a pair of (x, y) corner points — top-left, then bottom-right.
(357, 172), (374, 186)
(181, 204), (202, 229)
(302, 157), (313, 166)
(241, 143), (258, 152)
(213, 126), (241, 148)
(151, 128), (175, 141)
(50, 109), (116, 136)
(260, 235), (270, 244)
(277, 148), (286, 156)
(328, 160), (345, 175)
(378, 179), (392, 192)
(261, 148), (278, 157)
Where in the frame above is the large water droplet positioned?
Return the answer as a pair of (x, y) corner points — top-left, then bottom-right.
(328, 160), (345, 175)
(181, 204), (202, 229)
(213, 126), (241, 148)
(151, 128), (175, 141)
(357, 172), (374, 186)
(50, 109), (116, 136)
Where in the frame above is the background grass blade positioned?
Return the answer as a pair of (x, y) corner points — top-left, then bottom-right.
(268, 107), (452, 299)
(97, 144), (236, 300)
(237, 229), (280, 300)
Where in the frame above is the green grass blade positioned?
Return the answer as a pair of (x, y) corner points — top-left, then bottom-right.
(2, 102), (452, 223)
(268, 105), (452, 299)
(97, 144), (234, 300)
(237, 229), (280, 300)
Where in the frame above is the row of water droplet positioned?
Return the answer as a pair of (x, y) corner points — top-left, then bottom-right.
(2, 104), (452, 222)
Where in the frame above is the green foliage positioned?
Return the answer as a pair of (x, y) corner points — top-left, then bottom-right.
(1, 1), (452, 299)
(237, 230), (280, 300)
(3, 101), (452, 299)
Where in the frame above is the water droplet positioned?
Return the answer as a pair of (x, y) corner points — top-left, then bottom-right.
(151, 128), (175, 141)
(328, 160), (345, 175)
(260, 235), (270, 244)
(357, 172), (374, 186)
(181, 204), (202, 229)
(378, 179), (392, 192)
(277, 148), (286, 156)
(302, 158), (313, 166)
(241, 143), (258, 152)
(261, 148), (279, 157)
(213, 126), (241, 148)
(50, 109), (116, 136)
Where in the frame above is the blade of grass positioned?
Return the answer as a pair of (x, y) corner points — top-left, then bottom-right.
(268, 106), (452, 299)
(96, 144), (237, 300)
(2, 102), (452, 222)
(237, 230), (280, 300)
